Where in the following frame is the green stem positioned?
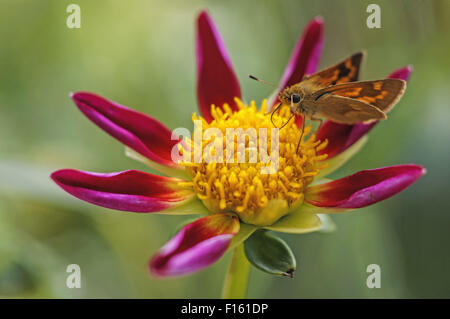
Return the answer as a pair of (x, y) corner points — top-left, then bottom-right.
(221, 243), (251, 299)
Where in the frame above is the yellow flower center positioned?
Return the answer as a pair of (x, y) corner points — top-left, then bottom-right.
(179, 98), (328, 226)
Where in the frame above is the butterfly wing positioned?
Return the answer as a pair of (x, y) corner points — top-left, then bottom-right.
(313, 79), (406, 113)
(300, 52), (364, 92)
(311, 95), (387, 124)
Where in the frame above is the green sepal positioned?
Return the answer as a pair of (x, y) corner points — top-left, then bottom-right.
(244, 230), (296, 278)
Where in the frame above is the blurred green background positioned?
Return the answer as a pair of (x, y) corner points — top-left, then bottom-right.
(0, 0), (449, 298)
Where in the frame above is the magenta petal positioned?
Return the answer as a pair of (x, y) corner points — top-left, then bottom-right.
(71, 92), (181, 169)
(388, 65), (413, 81)
(51, 169), (193, 212)
(150, 213), (240, 277)
(317, 65), (413, 159)
(275, 17), (324, 104)
(305, 165), (425, 208)
(316, 121), (370, 158)
(196, 11), (241, 122)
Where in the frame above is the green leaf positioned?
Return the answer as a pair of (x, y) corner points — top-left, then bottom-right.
(228, 222), (258, 251)
(244, 230), (296, 278)
(264, 207), (322, 234)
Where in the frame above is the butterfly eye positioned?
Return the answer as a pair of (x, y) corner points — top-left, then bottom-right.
(291, 94), (301, 103)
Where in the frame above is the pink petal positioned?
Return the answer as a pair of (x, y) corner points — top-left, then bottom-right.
(150, 213), (240, 277)
(51, 169), (193, 212)
(196, 11), (241, 122)
(316, 121), (377, 158)
(388, 65), (413, 81)
(273, 17), (324, 107)
(71, 92), (182, 169)
(317, 65), (413, 159)
(305, 165), (425, 209)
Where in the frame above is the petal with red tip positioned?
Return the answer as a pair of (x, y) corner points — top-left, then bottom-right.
(150, 213), (240, 277)
(196, 11), (241, 122)
(388, 65), (413, 81)
(317, 65), (413, 159)
(71, 92), (182, 171)
(305, 164), (425, 209)
(316, 120), (367, 159)
(270, 17), (324, 108)
(51, 169), (194, 213)
(279, 17), (324, 88)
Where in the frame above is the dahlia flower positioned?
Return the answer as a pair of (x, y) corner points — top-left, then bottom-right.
(51, 11), (424, 298)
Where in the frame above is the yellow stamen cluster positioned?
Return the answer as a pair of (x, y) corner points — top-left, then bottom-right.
(178, 98), (328, 226)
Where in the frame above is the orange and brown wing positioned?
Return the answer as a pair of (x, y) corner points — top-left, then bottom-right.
(313, 79), (406, 113)
(312, 95), (387, 124)
(300, 52), (364, 92)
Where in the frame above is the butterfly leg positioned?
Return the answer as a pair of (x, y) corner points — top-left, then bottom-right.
(266, 103), (279, 115)
(296, 115), (306, 153)
(270, 102), (282, 128)
(310, 116), (323, 133)
(279, 113), (294, 129)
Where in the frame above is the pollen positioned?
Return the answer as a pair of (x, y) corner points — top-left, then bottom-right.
(179, 98), (328, 226)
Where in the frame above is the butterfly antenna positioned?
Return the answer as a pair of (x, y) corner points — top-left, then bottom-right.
(248, 75), (280, 88)
(249, 75), (285, 124)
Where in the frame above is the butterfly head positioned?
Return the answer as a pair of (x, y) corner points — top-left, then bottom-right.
(279, 86), (305, 113)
